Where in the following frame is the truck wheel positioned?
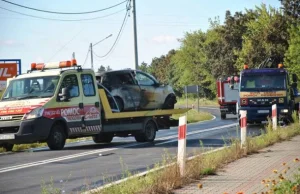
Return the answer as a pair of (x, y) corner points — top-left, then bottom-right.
(221, 113), (226, 120)
(3, 143), (14, 152)
(47, 124), (66, 150)
(134, 120), (157, 142)
(93, 133), (114, 143)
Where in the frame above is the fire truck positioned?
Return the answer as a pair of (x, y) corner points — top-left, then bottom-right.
(217, 76), (239, 119)
(0, 59), (188, 151)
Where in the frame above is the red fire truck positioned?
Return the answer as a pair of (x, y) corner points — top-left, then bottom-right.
(217, 76), (239, 119)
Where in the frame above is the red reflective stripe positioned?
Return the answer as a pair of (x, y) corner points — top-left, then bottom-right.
(241, 117), (247, 128)
(178, 125), (186, 140)
(272, 109), (277, 118)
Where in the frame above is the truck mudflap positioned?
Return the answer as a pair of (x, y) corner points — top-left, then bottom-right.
(0, 117), (54, 144)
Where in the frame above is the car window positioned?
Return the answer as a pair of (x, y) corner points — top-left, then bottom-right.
(118, 73), (135, 85)
(135, 72), (155, 86)
(59, 74), (79, 98)
(81, 74), (96, 96)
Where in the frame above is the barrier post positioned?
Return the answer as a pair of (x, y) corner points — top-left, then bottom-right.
(240, 110), (247, 147)
(272, 104), (277, 130)
(178, 115), (187, 177)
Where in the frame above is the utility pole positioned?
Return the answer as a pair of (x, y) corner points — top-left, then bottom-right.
(90, 43), (94, 70)
(132, 0), (139, 70)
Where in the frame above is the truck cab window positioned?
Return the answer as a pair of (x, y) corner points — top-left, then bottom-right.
(59, 74), (79, 98)
(81, 74), (95, 96)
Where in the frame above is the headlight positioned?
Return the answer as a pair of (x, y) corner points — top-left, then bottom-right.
(23, 107), (44, 120)
(281, 109), (289, 113)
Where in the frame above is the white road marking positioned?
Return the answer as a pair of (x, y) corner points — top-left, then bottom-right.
(0, 123), (237, 174)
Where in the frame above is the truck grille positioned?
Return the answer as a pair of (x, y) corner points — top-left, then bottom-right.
(0, 126), (19, 134)
(0, 114), (24, 122)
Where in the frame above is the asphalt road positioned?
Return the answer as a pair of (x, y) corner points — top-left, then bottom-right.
(0, 107), (264, 194)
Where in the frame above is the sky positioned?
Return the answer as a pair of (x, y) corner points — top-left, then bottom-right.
(0, 0), (282, 74)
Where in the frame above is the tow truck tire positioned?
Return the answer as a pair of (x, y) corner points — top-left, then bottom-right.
(47, 124), (66, 150)
(3, 143), (14, 152)
(135, 120), (157, 142)
(221, 113), (226, 120)
(93, 133), (114, 143)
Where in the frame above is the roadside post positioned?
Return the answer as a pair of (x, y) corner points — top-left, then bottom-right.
(178, 115), (187, 177)
(240, 110), (247, 147)
(272, 104), (277, 130)
(184, 85), (200, 112)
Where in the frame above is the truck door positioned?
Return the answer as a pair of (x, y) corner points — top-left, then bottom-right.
(80, 73), (101, 133)
(58, 74), (84, 134)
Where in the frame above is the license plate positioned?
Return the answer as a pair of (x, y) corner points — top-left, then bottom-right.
(0, 134), (15, 140)
(258, 110), (269, 113)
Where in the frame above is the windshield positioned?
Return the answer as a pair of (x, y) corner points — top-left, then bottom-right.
(240, 74), (286, 91)
(2, 76), (60, 101)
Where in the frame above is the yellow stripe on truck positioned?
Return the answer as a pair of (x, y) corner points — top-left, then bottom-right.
(98, 89), (190, 119)
(240, 91), (286, 98)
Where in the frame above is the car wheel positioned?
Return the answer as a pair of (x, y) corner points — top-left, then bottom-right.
(3, 143), (14, 152)
(47, 124), (66, 150)
(115, 97), (124, 111)
(162, 96), (175, 109)
(93, 133), (114, 143)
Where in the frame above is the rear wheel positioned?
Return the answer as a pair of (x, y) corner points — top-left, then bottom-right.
(3, 143), (14, 152)
(47, 124), (66, 150)
(221, 113), (226, 120)
(93, 133), (114, 143)
(115, 97), (124, 112)
(134, 120), (157, 142)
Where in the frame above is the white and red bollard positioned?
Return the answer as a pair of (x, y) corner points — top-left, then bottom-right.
(178, 115), (187, 177)
(272, 104), (277, 130)
(240, 110), (247, 147)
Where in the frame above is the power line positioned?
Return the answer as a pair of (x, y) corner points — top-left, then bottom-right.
(0, 6), (125, 21)
(47, 28), (84, 62)
(1, 0), (127, 14)
(93, 9), (129, 59)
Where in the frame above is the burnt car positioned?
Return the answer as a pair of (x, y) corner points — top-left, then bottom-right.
(95, 69), (177, 111)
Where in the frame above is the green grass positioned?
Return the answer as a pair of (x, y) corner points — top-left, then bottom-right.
(96, 122), (300, 194)
(171, 109), (213, 123)
(176, 97), (218, 108)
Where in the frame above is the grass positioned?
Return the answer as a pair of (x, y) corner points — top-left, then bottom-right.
(176, 97), (218, 108)
(96, 120), (300, 194)
(171, 109), (213, 123)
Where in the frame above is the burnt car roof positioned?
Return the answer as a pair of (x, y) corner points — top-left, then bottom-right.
(95, 69), (136, 76)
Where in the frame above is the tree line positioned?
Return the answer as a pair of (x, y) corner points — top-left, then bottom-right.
(139, 0), (300, 99)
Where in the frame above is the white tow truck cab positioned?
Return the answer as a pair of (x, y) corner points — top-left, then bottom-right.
(0, 59), (188, 151)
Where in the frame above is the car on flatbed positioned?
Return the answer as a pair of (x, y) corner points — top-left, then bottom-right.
(95, 69), (177, 111)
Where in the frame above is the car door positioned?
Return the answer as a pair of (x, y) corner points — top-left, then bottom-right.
(57, 73), (84, 135)
(134, 71), (157, 109)
(80, 73), (101, 134)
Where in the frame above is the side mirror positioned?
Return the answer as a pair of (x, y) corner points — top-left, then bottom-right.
(292, 74), (298, 83)
(291, 82), (297, 88)
(59, 87), (70, 102)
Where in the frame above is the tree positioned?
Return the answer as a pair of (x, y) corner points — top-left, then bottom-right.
(284, 24), (300, 76)
(139, 61), (149, 73)
(280, 0), (300, 22)
(237, 4), (289, 69)
(97, 65), (106, 73)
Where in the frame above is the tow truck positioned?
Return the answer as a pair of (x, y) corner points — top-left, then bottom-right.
(0, 59), (189, 151)
(230, 57), (300, 125)
(217, 76), (239, 119)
